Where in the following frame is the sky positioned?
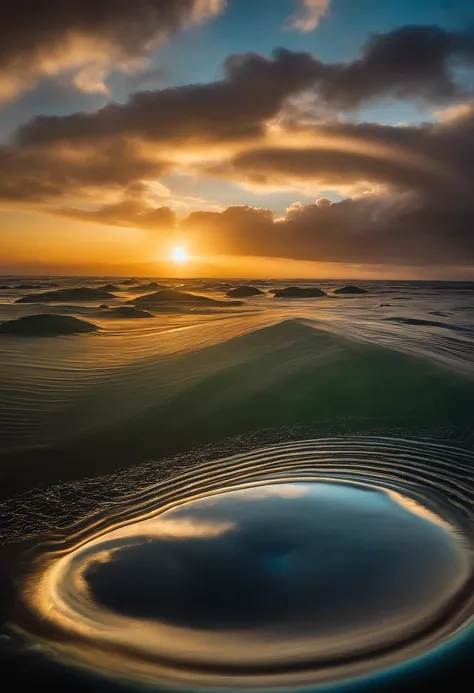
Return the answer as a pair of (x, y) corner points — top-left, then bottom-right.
(1, 0), (474, 278)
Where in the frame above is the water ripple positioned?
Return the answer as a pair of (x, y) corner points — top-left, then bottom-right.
(7, 437), (474, 691)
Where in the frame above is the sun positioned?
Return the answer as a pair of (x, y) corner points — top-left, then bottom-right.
(171, 246), (189, 264)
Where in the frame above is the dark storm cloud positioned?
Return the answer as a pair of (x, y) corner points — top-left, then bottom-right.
(12, 25), (474, 149)
(219, 128), (471, 198)
(0, 0), (222, 58)
(72, 104), (473, 263)
(218, 110), (474, 208)
(14, 49), (325, 148)
(224, 144), (443, 192)
(0, 47), (326, 206)
(181, 110), (474, 265)
(0, 0), (224, 99)
(181, 192), (474, 266)
(1, 23), (474, 265)
(3, 96), (474, 265)
(0, 139), (169, 202)
(319, 24), (474, 108)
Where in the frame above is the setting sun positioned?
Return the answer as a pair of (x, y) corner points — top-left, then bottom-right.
(2, 3), (474, 692)
(171, 246), (189, 264)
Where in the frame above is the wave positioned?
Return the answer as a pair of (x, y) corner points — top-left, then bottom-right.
(1, 317), (474, 493)
(1, 279), (473, 690)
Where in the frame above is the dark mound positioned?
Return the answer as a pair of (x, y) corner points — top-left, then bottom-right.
(273, 286), (327, 299)
(383, 317), (465, 332)
(208, 282), (234, 290)
(98, 284), (120, 292)
(101, 307), (154, 319)
(0, 313), (98, 336)
(334, 285), (368, 295)
(121, 279), (138, 285)
(14, 283), (43, 289)
(429, 311), (453, 317)
(0, 285), (9, 290)
(131, 289), (242, 309)
(384, 317), (446, 328)
(226, 286), (265, 298)
(379, 303), (392, 307)
(133, 282), (167, 291)
(15, 287), (115, 303)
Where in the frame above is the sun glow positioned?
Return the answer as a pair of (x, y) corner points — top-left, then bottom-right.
(171, 246), (189, 264)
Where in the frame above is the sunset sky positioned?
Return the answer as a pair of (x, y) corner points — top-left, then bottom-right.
(1, 0), (474, 278)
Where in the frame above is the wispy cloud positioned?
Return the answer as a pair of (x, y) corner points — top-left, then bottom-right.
(286, 0), (331, 32)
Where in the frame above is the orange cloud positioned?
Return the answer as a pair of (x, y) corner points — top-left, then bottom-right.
(1, 26), (474, 269)
(286, 0), (331, 32)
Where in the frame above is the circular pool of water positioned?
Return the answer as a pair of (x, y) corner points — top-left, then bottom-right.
(13, 439), (474, 690)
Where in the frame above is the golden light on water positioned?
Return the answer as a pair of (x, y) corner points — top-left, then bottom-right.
(11, 440), (474, 691)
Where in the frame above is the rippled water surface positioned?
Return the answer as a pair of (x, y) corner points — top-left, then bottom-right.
(3, 438), (473, 692)
(0, 278), (473, 692)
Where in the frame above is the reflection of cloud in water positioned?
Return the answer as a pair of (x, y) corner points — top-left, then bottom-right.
(95, 516), (236, 540)
(216, 483), (310, 500)
(386, 490), (455, 532)
(20, 474), (473, 691)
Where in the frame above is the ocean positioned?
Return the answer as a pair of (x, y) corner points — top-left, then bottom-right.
(0, 276), (472, 692)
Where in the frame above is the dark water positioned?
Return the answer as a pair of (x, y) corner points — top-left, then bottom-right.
(0, 278), (473, 692)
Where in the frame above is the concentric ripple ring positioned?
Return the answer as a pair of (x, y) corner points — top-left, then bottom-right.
(12, 437), (474, 690)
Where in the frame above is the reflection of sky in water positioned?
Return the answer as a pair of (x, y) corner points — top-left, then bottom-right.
(83, 483), (466, 636)
(25, 480), (472, 690)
